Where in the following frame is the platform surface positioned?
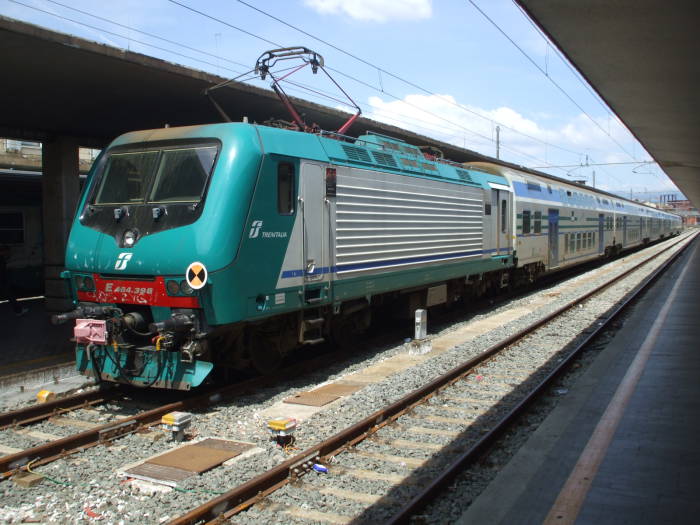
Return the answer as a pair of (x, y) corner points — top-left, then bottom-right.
(0, 296), (73, 375)
(458, 234), (700, 525)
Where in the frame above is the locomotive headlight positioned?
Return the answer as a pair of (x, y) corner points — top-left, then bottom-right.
(180, 280), (194, 295)
(83, 276), (95, 291)
(74, 275), (95, 291)
(166, 279), (181, 296)
(123, 230), (137, 247)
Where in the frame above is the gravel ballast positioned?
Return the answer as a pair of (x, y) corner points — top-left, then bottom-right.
(0, 233), (693, 524)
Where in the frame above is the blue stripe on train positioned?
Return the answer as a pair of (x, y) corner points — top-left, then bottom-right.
(280, 247), (512, 279)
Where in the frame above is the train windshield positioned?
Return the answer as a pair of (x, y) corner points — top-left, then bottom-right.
(93, 144), (218, 205)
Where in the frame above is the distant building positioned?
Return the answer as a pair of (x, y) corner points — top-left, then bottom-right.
(661, 199), (698, 226)
(1, 138), (100, 172)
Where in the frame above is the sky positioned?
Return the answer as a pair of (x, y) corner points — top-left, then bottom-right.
(0, 0), (683, 200)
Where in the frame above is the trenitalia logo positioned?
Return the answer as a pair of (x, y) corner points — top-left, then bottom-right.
(114, 252), (133, 270)
(249, 220), (263, 238)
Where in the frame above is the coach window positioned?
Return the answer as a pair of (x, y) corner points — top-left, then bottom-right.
(576, 232), (582, 251)
(277, 163), (295, 215)
(564, 234), (569, 254)
(569, 234), (576, 253)
(534, 211), (542, 234)
(501, 199), (507, 233)
(522, 210), (531, 234)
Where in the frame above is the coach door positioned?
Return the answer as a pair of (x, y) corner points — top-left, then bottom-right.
(300, 163), (329, 283)
(548, 209), (559, 267)
(598, 213), (605, 254)
(491, 188), (512, 255)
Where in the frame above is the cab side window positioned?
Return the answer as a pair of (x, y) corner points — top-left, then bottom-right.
(277, 163), (295, 215)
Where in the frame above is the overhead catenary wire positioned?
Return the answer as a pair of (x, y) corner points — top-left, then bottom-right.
(229, 1), (653, 181)
(164, 0), (570, 170)
(16, 0), (582, 171)
(166, 0), (280, 48)
(268, 74), (533, 161)
(12, 0), (625, 175)
(511, 0), (616, 117)
(7, 0), (247, 76)
(532, 160), (657, 169)
(231, 0), (587, 160)
(44, 0), (556, 169)
(287, 64), (568, 170)
(467, 0), (638, 162)
(12, 0), (524, 162)
(509, 0), (676, 191)
(41, 0), (251, 70)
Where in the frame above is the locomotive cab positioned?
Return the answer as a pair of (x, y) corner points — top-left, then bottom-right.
(55, 124), (261, 389)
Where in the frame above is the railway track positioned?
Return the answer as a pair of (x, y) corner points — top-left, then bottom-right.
(169, 232), (697, 524)
(0, 239), (659, 481)
(0, 351), (347, 481)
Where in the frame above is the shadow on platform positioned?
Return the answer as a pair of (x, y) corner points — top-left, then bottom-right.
(0, 296), (73, 375)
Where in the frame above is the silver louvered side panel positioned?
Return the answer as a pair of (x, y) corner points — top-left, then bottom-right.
(335, 169), (484, 276)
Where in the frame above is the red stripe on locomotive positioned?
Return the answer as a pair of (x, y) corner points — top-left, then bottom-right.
(76, 274), (200, 308)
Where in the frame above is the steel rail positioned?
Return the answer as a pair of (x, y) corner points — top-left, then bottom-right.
(386, 231), (698, 523)
(0, 388), (118, 430)
(168, 233), (695, 525)
(0, 350), (345, 480)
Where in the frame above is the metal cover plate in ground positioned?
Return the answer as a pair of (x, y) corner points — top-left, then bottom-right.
(283, 391), (340, 407)
(311, 382), (363, 397)
(145, 439), (251, 474)
(124, 463), (194, 486)
(194, 438), (254, 454)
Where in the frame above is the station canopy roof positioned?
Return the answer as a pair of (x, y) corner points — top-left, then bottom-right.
(0, 15), (489, 164)
(517, 0), (700, 207)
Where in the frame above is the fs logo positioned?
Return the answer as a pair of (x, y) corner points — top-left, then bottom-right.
(249, 220), (263, 239)
(114, 252), (133, 271)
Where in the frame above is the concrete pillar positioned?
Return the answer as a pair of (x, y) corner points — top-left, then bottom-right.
(42, 136), (80, 313)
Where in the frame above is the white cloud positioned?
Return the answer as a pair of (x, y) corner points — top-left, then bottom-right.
(303, 0), (432, 22)
(366, 92), (635, 162)
(363, 92), (667, 190)
(366, 93), (558, 158)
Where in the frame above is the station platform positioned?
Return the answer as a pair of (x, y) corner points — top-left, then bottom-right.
(0, 296), (73, 375)
(458, 233), (700, 525)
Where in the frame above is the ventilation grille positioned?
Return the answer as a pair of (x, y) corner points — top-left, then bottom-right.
(455, 169), (473, 183)
(334, 171), (484, 277)
(372, 152), (398, 167)
(342, 145), (372, 163)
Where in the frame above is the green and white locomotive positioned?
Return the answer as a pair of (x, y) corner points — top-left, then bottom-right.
(56, 123), (522, 388)
(54, 49), (681, 390)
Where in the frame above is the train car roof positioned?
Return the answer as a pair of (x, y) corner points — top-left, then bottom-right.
(465, 161), (680, 219)
(108, 122), (679, 220)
